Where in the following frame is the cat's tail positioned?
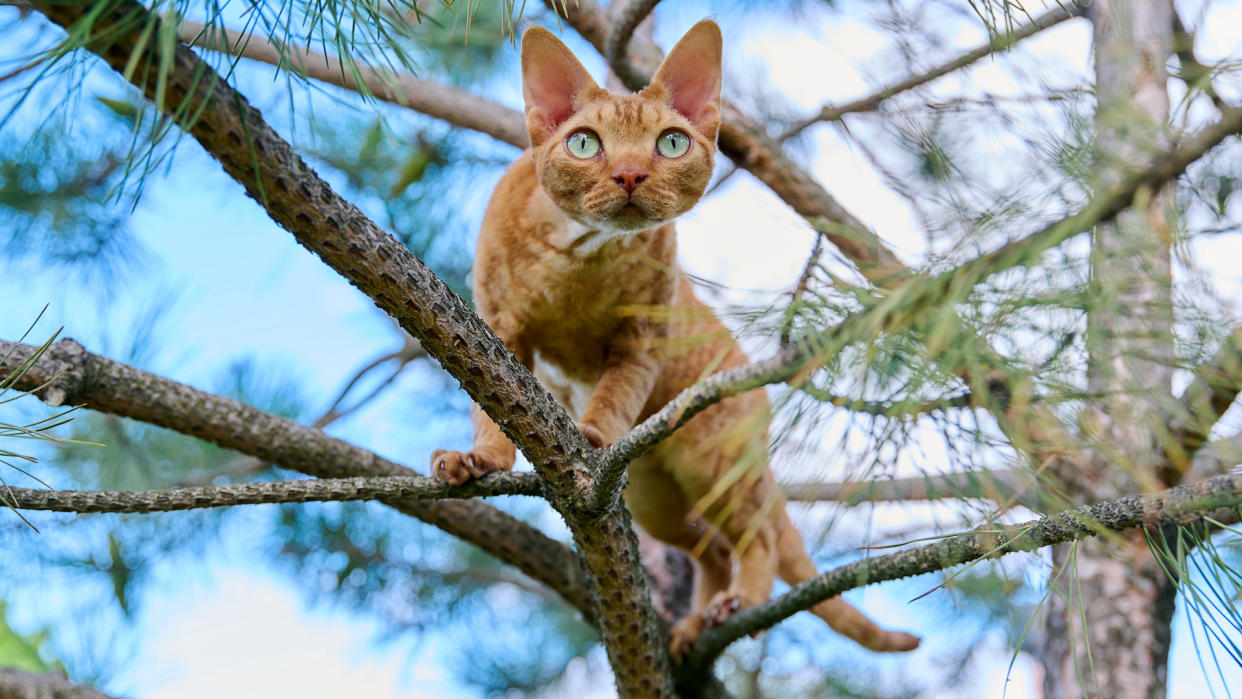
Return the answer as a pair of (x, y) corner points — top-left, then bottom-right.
(774, 508), (921, 652)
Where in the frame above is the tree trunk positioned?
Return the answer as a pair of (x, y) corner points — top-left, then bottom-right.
(1041, 1), (1177, 697)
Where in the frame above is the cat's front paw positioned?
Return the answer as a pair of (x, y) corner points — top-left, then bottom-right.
(577, 422), (609, 449)
(431, 449), (508, 485)
(668, 593), (750, 659)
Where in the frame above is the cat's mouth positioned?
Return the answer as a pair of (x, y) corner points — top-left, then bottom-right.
(599, 201), (662, 231)
(577, 185), (676, 231)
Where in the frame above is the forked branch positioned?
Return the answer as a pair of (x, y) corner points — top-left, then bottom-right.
(605, 0), (661, 66)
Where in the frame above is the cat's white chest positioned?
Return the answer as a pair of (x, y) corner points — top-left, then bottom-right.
(532, 353), (597, 419)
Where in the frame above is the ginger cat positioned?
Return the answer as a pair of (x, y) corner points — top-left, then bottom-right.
(431, 20), (920, 656)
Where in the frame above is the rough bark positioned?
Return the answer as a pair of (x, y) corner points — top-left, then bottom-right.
(1041, 2), (1178, 697)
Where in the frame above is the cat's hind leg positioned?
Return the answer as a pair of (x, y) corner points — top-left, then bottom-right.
(697, 493), (780, 633)
(626, 462), (734, 657)
(660, 519), (734, 658)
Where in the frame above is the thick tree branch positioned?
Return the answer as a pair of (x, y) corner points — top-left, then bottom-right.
(0, 668), (117, 699)
(34, 5), (673, 692)
(0, 473), (542, 513)
(605, 0), (660, 67)
(684, 470), (1242, 669)
(0, 337), (589, 617)
(597, 103), (1242, 507)
(781, 3), (1085, 138)
(178, 19), (528, 148)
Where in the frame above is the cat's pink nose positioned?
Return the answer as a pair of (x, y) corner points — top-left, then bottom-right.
(612, 168), (648, 194)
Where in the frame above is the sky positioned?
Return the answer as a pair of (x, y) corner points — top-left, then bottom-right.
(3, 0), (1242, 697)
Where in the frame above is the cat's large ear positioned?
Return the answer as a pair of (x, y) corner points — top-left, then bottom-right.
(646, 20), (723, 141)
(522, 26), (599, 147)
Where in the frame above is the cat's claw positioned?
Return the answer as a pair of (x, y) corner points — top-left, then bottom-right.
(431, 449), (506, 485)
(668, 593), (750, 659)
(668, 614), (706, 660)
(703, 593), (744, 628)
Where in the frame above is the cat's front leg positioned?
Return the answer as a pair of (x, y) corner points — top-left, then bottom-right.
(432, 330), (529, 485)
(578, 338), (660, 448)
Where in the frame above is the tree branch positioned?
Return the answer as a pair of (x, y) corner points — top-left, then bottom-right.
(0, 668), (117, 699)
(0, 472), (542, 513)
(781, 3), (1085, 139)
(0, 337), (590, 617)
(178, 19), (528, 148)
(683, 470), (1242, 669)
(605, 0), (661, 67)
(311, 331), (426, 429)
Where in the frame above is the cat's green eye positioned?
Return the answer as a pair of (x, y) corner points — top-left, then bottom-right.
(566, 130), (602, 159)
(656, 130), (691, 158)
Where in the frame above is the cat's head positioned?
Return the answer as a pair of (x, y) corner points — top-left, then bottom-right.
(521, 20), (722, 233)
